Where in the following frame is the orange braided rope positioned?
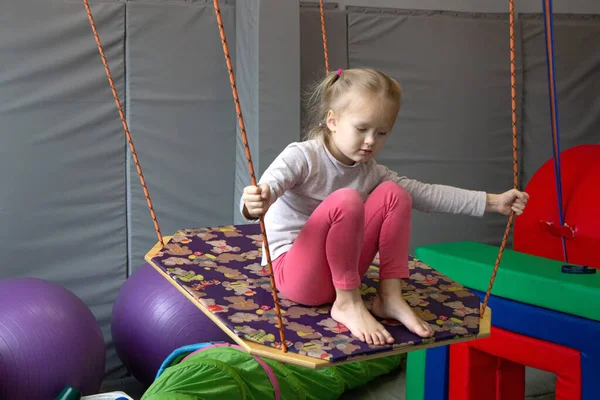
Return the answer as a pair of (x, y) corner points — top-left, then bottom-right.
(319, 0), (330, 73)
(82, 0), (164, 246)
(212, 0), (287, 352)
(480, 0), (519, 318)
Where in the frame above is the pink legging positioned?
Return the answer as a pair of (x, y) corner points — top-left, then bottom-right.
(272, 181), (412, 306)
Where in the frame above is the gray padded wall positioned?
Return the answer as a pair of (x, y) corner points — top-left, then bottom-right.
(0, 0), (127, 376)
(127, 1), (237, 270)
(232, 0), (300, 224)
(300, 2), (348, 135)
(520, 13), (600, 185)
(347, 7), (517, 250)
(232, 0), (259, 225)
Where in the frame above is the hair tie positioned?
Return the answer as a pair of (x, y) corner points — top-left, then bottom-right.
(331, 68), (343, 84)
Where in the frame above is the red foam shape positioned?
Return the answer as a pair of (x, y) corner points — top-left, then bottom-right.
(449, 343), (525, 400)
(449, 326), (581, 400)
(497, 358), (526, 399)
(514, 144), (600, 269)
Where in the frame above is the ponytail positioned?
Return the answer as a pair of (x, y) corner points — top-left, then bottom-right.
(303, 69), (341, 141)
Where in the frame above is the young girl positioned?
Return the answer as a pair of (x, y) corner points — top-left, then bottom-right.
(241, 68), (528, 346)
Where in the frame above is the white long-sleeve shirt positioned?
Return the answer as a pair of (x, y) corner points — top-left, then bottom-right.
(240, 139), (487, 265)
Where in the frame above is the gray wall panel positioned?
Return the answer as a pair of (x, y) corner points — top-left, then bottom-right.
(232, 0), (260, 225)
(256, 0), (301, 175)
(348, 8), (516, 250)
(0, 0), (127, 376)
(233, 0), (301, 224)
(127, 1), (237, 270)
(323, 0), (600, 14)
(520, 14), (600, 185)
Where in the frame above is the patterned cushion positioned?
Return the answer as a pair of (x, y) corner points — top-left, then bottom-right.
(147, 224), (481, 363)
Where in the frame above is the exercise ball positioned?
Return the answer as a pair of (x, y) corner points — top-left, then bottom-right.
(0, 277), (106, 399)
(514, 144), (600, 269)
(111, 263), (232, 387)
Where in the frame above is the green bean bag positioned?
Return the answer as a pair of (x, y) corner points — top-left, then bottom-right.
(142, 342), (404, 400)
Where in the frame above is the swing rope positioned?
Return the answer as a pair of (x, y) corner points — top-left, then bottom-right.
(212, 0), (287, 352)
(480, 0), (520, 318)
(542, 0), (569, 263)
(319, 0), (330, 73)
(82, 0), (164, 246)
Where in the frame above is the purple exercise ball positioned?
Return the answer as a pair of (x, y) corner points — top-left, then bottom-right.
(111, 263), (231, 387)
(0, 277), (106, 399)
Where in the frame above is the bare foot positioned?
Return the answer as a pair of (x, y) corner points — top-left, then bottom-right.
(372, 294), (434, 338)
(331, 288), (395, 345)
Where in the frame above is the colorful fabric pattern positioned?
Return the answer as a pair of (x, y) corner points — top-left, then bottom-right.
(148, 224), (481, 363)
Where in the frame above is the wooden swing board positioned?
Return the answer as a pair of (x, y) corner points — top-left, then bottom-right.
(144, 228), (491, 369)
(238, 308), (490, 369)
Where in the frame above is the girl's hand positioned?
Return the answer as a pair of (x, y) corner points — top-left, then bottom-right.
(486, 189), (529, 216)
(242, 184), (271, 219)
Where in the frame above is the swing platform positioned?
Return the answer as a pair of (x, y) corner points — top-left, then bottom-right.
(145, 223), (491, 369)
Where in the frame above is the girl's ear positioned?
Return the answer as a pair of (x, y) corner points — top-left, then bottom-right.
(326, 109), (337, 132)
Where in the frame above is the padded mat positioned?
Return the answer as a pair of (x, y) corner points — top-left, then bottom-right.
(147, 224), (481, 362)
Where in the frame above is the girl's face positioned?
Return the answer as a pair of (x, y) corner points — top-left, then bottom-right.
(325, 88), (398, 166)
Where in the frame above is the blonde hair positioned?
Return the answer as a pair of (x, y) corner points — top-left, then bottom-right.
(303, 68), (402, 141)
